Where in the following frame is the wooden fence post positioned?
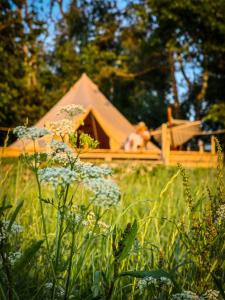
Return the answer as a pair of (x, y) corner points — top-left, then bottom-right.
(162, 123), (170, 165)
(211, 135), (216, 154)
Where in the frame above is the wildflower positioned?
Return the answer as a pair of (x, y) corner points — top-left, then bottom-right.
(0, 230), (6, 243)
(2, 220), (24, 234)
(201, 290), (220, 300)
(21, 152), (48, 168)
(8, 251), (22, 265)
(75, 160), (112, 180)
(47, 119), (73, 137)
(171, 291), (200, 300)
(65, 211), (83, 226)
(51, 152), (76, 166)
(138, 276), (158, 293)
(160, 276), (172, 286)
(13, 126), (51, 140)
(56, 286), (65, 297)
(44, 282), (53, 289)
(215, 204), (225, 225)
(85, 178), (120, 208)
(38, 167), (77, 188)
(50, 140), (72, 153)
(138, 276), (172, 294)
(58, 104), (85, 118)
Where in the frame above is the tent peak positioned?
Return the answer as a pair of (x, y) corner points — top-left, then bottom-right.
(74, 73), (97, 91)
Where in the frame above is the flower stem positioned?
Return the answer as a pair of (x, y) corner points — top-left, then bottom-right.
(64, 229), (76, 299)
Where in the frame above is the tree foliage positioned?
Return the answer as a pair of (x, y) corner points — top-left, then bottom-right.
(0, 0), (225, 144)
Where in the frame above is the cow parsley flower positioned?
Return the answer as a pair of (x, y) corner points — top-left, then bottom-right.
(85, 178), (120, 208)
(2, 220), (24, 234)
(201, 290), (220, 300)
(50, 140), (72, 153)
(0, 221), (23, 243)
(13, 126), (51, 140)
(8, 251), (22, 265)
(44, 282), (53, 289)
(74, 161), (112, 180)
(215, 204), (225, 225)
(58, 104), (85, 118)
(38, 167), (77, 188)
(48, 119), (73, 137)
(0, 229), (6, 242)
(51, 152), (77, 166)
(138, 276), (172, 294)
(171, 291), (200, 300)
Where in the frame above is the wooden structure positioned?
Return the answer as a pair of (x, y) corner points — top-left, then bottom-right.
(1, 125), (219, 167)
(151, 107), (202, 149)
(1, 79), (222, 167)
(11, 73), (158, 152)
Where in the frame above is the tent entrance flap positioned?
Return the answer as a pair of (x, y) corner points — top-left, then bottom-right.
(77, 111), (110, 149)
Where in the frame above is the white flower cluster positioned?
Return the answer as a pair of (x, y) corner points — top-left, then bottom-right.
(85, 178), (120, 208)
(49, 140), (75, 165)
(171, 291), (200, 300)
(201, 290), (220, 300)
(0, 221), (23, 243)
(74, 161), (112, 180)
(0, 229), (6, 243)
(48, 119), (73, 137)
(44, 282), (65, 297)
(58, 104), (85, 118)
(2, 220), (24, 234)
(51, 152), (76, 166)
(86, 211), (109, 230)
(44, 282), (53, 289)
(215, 204), (225, 225)
(13, 126), (51, 140)
(8, 251), (22, 265)
(50, 140), (72, 153)
(65, 211), (84, 226)
(38, 167), (77, 188)
(138, 276), (172, 294)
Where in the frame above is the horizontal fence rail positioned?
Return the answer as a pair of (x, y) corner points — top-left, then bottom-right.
(1, 123), (222, 167)
(0, 146), (219, 167)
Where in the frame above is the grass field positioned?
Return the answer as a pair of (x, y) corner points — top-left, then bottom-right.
(0, 157), (224, 300)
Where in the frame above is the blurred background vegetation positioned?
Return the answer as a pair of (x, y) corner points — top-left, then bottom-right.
(1, 0), (225, 139)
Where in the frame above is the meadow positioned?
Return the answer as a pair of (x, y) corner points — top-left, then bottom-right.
(0, 154), (224, 300)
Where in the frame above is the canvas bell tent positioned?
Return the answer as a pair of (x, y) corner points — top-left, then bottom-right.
(12, 73), (159, 151)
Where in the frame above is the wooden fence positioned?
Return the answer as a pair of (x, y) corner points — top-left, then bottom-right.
(0, 124), (220, 167)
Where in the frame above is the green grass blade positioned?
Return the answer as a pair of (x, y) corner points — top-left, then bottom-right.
(118, 220), (138, 261)
(13, 240), (43, 272)
(7, 200), (24, 231)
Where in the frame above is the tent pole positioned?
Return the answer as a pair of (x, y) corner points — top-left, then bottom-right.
(90, 113), (99, 142)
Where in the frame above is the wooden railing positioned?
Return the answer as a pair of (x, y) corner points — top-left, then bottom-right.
(0, 124), (220, 167)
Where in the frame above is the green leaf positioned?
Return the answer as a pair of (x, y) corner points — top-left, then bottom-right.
(0, 204), (12, 215)
(118, 220), (138, 261)
(119, 269), (170, 279)
(13, 240), (43, 272)
(0, 197), (12, 215)
(7, 200), (24, 231)
(0, 283), (7, 300)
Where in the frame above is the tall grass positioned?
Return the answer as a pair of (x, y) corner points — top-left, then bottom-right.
(0, 157), (224, 299)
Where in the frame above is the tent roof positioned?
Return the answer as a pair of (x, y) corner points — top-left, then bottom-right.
(12, 73), (159, 151)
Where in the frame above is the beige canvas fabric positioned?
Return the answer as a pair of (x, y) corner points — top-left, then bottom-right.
(12, 73), (159, 151)
(152, 120), (201, 147)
